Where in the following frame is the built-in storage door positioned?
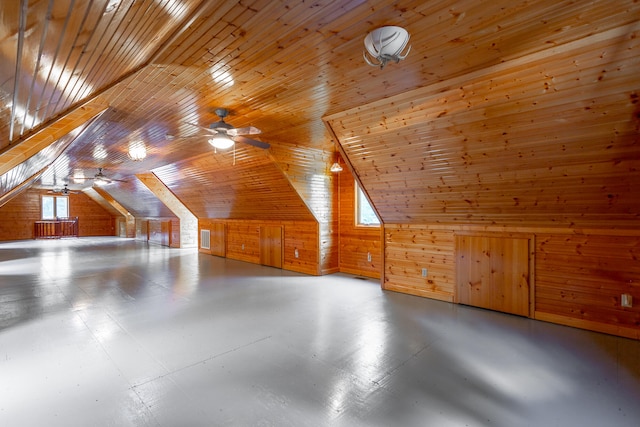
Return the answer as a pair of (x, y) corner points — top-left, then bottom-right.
(260, 225), (283, 268)
(210, 223), (226, 257)
(456, 234), (531, 317)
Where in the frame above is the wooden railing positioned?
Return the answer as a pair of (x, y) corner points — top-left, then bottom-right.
(34, 217), (79, 239)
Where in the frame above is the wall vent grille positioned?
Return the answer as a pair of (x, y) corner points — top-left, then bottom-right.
(200, 229), (210, 249)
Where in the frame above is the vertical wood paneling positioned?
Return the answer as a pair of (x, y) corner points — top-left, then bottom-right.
(456, 234), (530, 317)
(384, 224), (456, 302)
(260, 225), (283, 269)
(210, 222), (226, 257)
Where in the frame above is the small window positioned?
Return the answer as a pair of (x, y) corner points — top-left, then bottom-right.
(42, 195), (69, 219)
(355, 181), (380, 226)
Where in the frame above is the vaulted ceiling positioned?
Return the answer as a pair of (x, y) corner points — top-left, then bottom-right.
(1, 0), (639, 227)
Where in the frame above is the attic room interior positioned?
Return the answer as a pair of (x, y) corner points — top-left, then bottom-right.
(0, 0), (639, 425)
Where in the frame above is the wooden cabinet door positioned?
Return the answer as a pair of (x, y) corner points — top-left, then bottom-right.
(260, 226), (283, 268)
(457, 234), (530, 316)
(210, 223), (226, 257)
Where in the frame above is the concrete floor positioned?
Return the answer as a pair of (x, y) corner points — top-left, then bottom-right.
(0, 237), (638, 427)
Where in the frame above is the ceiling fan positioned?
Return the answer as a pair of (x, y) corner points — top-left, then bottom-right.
(47, 184), (80, 195)
(187, 108), (270, 150)
(73, 168), (127, 186)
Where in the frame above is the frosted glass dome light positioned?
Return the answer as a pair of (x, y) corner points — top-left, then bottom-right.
(363, 26), (411, 69)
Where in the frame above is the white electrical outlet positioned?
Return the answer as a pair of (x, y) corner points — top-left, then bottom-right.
(367, 252), (372, 262)
(621, 294), (633, 308)
(422, 268), (428, 278)
(294, 249), (299, 258)
(241, 243), (245, 251)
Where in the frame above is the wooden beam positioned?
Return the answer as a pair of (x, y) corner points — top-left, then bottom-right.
(0, 97), (109, 176)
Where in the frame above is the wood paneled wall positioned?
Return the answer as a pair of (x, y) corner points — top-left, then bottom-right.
(0, 189), (115, 240)
(148, 219), (166, 246)
(338, 167), (381, 279)
(384, 224), (640, 339)
(199, 218), (319, 275)
(70, 192), (117, 237)
(535, 233), (640, 339)
(384, 225), (456, 302)
(135, 219), (149, 241)
(327, 21), (640, 339)
(456, 233), (532, 317)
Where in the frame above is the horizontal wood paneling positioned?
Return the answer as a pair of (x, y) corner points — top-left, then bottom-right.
(199, 219), (226, 257)
(283, 221), (320, 276)
(154, 149), (316, 222)
(1, 0), (638, 344)
(71, 192), (117, 237)
(199, 219), (319, 275)
(384, 224), (456, 302)
(535, 233), (640, 339)
(338, 167), (381, 279)
(327, 24), (640, 229)
(0, 189), (114, 240)
(383, 222), (640, 339)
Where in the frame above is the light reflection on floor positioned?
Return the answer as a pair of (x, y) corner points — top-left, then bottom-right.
(0, 237), (638, 427)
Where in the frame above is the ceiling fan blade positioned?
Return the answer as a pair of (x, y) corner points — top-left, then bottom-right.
(228, 126), (261, 136)
(234, 135), (270, 149)
(185, 122), (217, 135)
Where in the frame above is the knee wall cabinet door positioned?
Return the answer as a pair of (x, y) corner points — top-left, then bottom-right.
(456, 234), (531, 317)
(260, 225), (283, 269)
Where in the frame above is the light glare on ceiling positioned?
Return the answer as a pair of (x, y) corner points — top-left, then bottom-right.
(128, 140), (147, 161)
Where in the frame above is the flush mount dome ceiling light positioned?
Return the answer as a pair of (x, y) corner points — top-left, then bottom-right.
(363, 26), (411, 69)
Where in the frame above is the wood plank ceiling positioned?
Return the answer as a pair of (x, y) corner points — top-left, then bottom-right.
(0, 0), (638, 227)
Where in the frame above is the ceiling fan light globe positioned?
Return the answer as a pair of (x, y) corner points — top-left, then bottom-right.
(209, 135), (235, 149)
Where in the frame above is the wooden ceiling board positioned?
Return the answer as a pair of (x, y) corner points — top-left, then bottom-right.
(1, 0), (638, 227)
(83, 187), (127, 217)
(96, 176), (177, 219)
(152, 146), (316, 221)
(327, 23), (640, 228)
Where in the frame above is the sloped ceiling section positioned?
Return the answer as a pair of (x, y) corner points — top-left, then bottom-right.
(0, 0), (201, 142)
(93, 177), (177, 219)
(326, 24), (640, 228)
(151, 146), (316, 221)
(1, 0), (639, 227)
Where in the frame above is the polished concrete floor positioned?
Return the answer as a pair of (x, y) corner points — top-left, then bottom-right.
(0, 237), (638, 426)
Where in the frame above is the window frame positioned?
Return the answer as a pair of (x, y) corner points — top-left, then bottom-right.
(41, 195), (69, 220)
(355, 180), (380, 227)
